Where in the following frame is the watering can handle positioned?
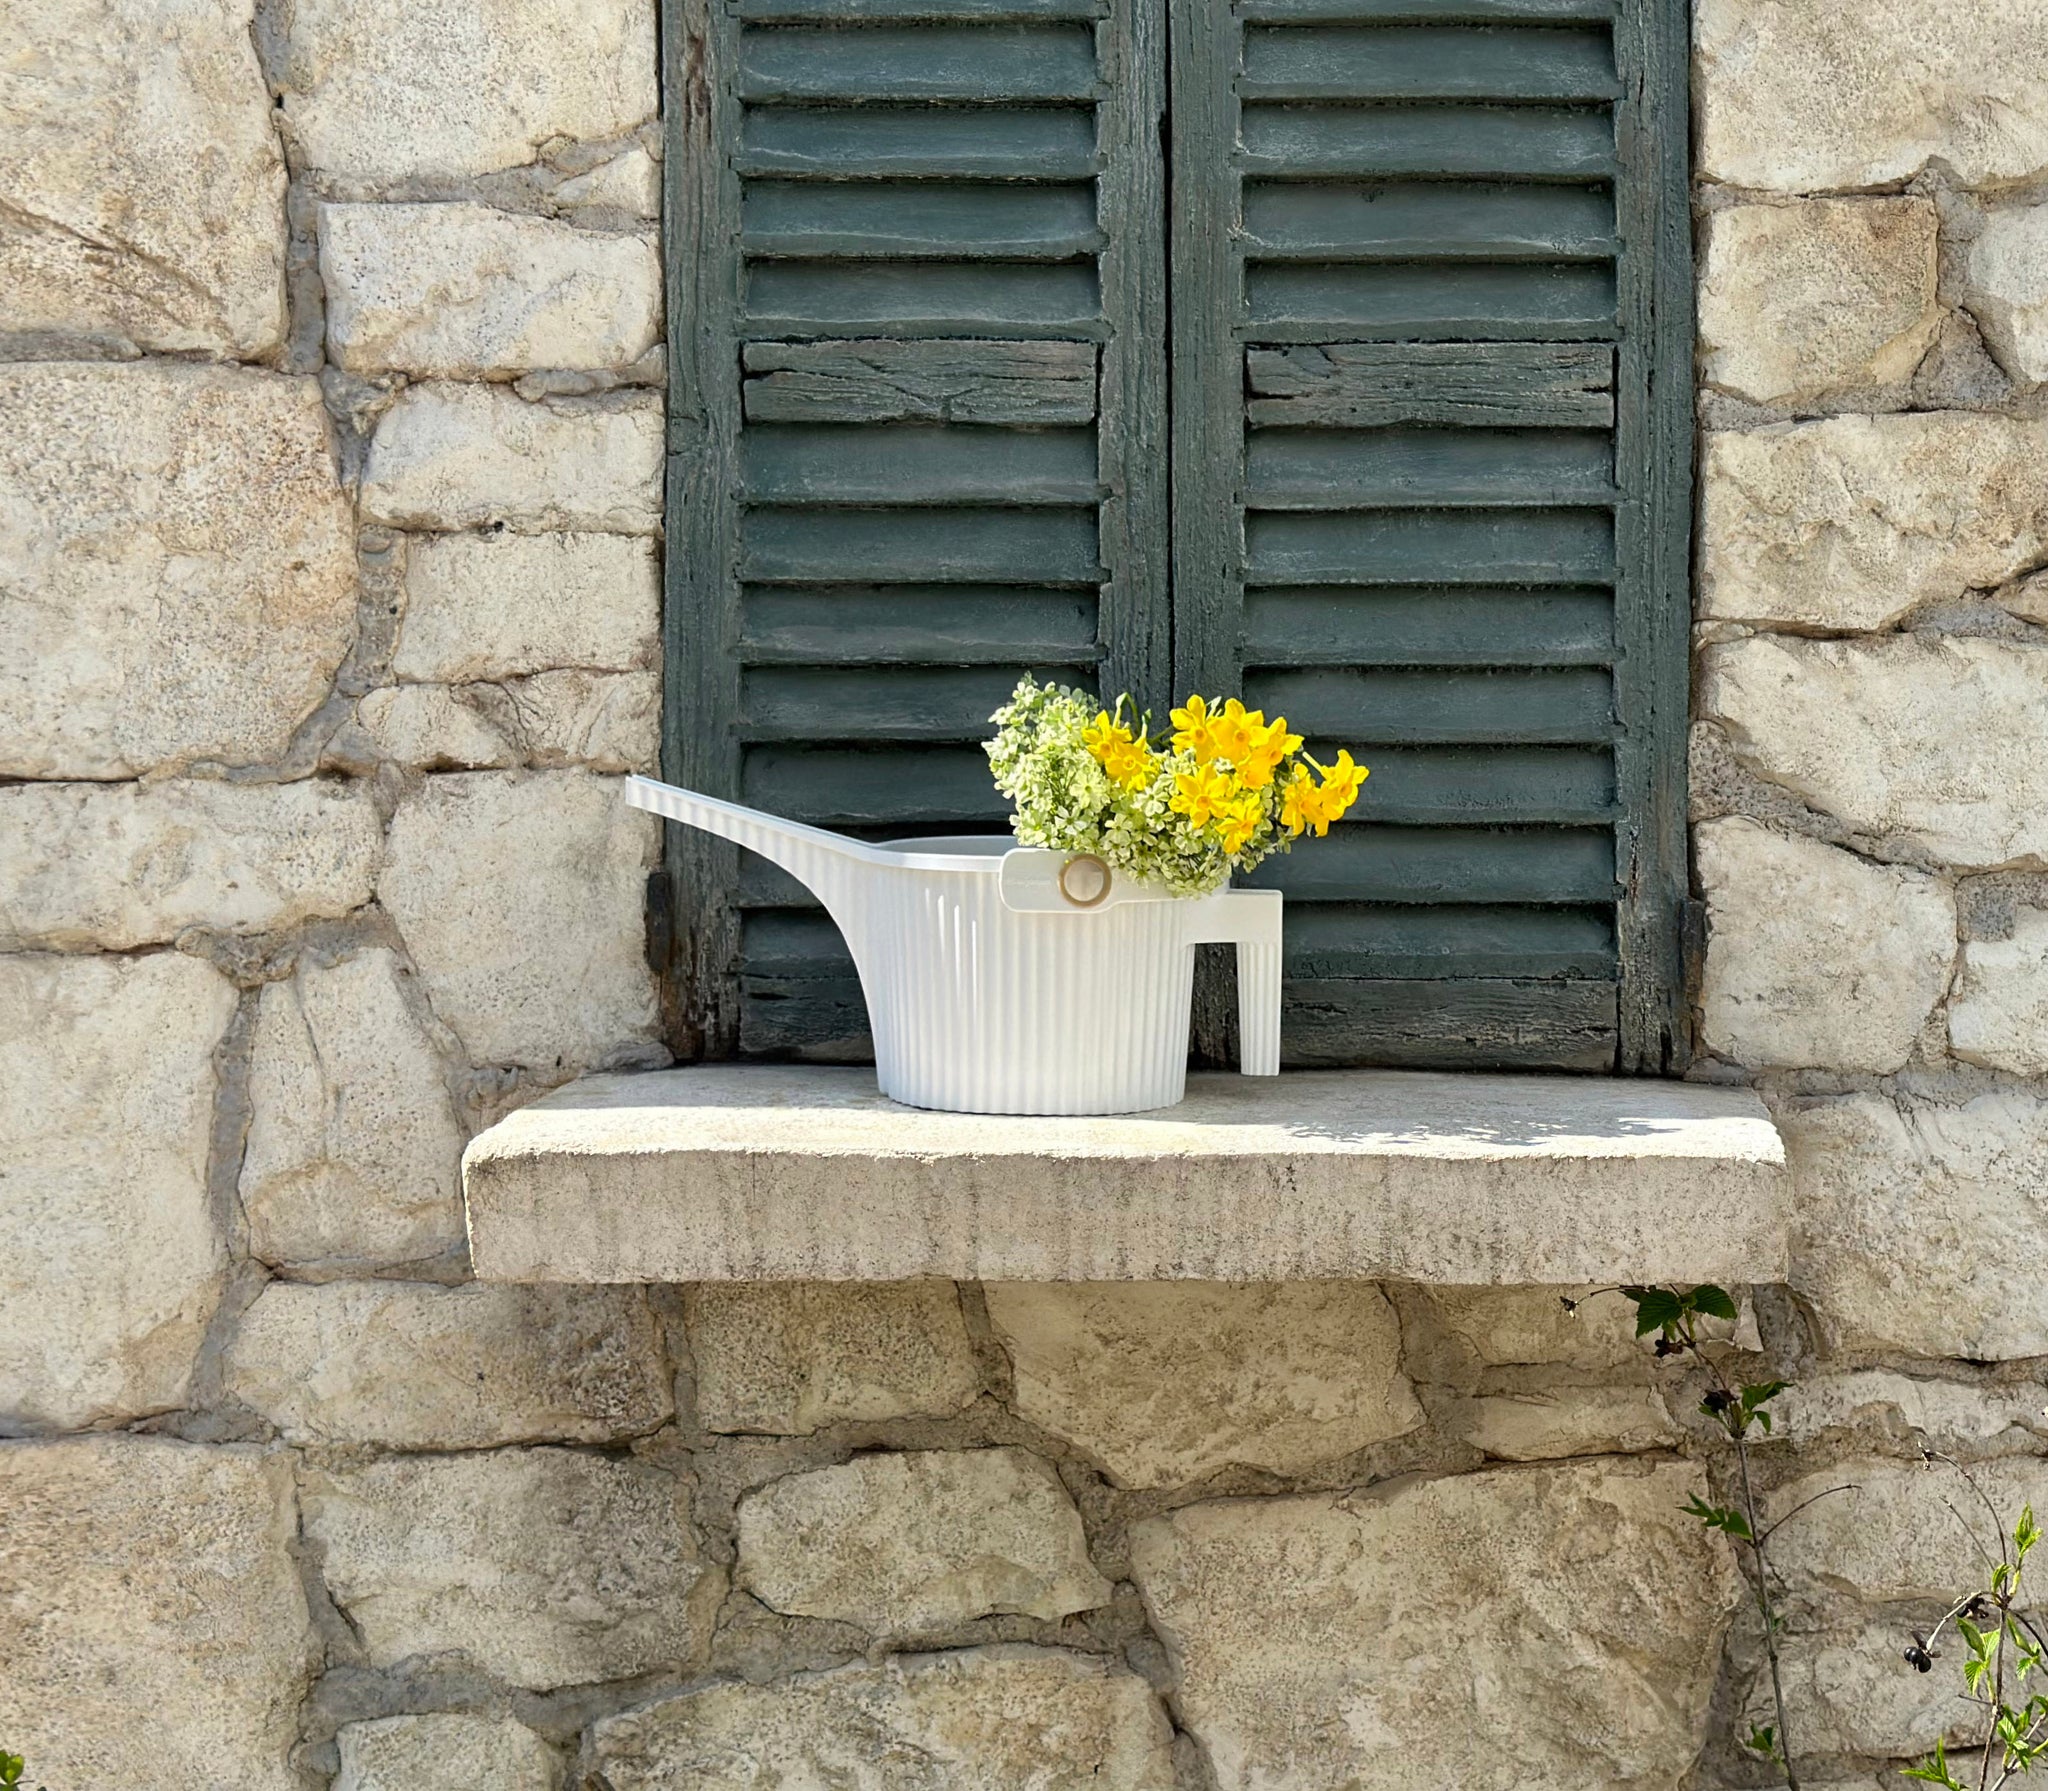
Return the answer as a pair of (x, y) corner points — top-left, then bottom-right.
(1188, 888), (1282, 1077)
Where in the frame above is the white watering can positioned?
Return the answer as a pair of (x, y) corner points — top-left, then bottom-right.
(626, 775), (1282, 1115)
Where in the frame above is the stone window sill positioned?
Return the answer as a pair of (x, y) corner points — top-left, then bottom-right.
(462, 1065), (1787, 1286)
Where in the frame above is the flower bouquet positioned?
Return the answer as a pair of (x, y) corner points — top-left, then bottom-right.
(986, 676), (1368, 896)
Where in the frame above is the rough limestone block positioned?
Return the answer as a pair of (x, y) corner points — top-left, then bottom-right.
(1696, 0), (2048, 191)
(1412, 1284), (1650, 1376)
(1695, 819), (1955, 1073)
(1769, 1457), (2048, 1602)
(1770, 1372), (2048, 1451)
(0, 954), (235, 1431)
(0, 363), (356, 778)
(1699, 415), (2048, 632)
(357, 671), (658, 772)
(322, 203), (660, 376)
(226, 1280), (672, 1448)
(1754, 1617), (1976, 1757)
(240, 948), (467, 1272)
(0, 0), (285, 355)
(278, 0), (656, 183)
(1130, 1460), (1739, 1791)
(303, 1448), (716, 1689)
(360, 384), (662, 534)
(353, 684), (516, 770)
(983, 1282), (1421, 1489)
(1952, 909), (2048, 1074)
(589, 1647), (1177, 1791)
(336, 1714), (561, 1791)
(0, 1438), (313, 1790)
(1702, 635), (2048, 868)
(1968, 204), (2048, 385)
(1783, 1090), (2048, 1361)
(1698, 199), (1939, 406)
(691, 1281), (981, 1435)
(0, 778), (379, 951)
(736, 1448), (1111, 1632)
(377, 771), (660, 1069)
(1456, 1388), (1677, 1462)
(394, 531), (658, 683)
(556, 146), (661, 217)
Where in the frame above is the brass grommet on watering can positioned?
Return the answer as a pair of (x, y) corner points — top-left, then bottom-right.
(1057, 852), (1112, 908)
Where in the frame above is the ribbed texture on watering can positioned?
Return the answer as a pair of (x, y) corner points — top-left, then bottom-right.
(850, 866), (1195, 1116)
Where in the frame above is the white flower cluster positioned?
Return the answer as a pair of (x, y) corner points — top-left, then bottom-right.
(984, 679), (1240, 897)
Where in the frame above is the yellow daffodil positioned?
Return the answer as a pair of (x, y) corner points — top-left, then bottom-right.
(1169, 762), (1233, 827)
(1209, 697), (1262, 766)
(1216, 791), (1264, 854)
(1280, 765), (1322, 838)
(1169, 694), (1221, 763)
(1315, 748), (1369, 820)
(1082, 710), (1154, 789)
(1236, 714), (1304, 790)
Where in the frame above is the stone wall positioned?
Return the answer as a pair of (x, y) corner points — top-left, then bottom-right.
(5, 0), (2048, 1786)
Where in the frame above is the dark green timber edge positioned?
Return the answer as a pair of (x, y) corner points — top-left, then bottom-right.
(1611, 0), (1693, 1072)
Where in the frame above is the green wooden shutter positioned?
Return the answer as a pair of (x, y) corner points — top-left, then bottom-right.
(663, 0), (1168, 1057)
(662, 0), (1691, 1071)
(1170, 0), (1691, 1073)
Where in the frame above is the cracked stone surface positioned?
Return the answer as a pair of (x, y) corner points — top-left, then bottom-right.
(321, 202), (659, 376)
(0, 777), (380, 951)
(1131, 1460), (1739, 1791)
(0, 952), (235, 1431)
(0, 363), (357, 778)
(1699, 414), (2048, 633)
(225, 1279), (672, 1448)
(736, 1448), (1112, 1633)
(984, 1281), (1421, 1489)
(375, 769), (661, 1070)
(359, 383), (663, 534)
(691, 1281), (982, 1436)
(303, 1447), (717, 1690)
(588, 1648), (1178, 1791)
(0, 1437), (314, 1789)
(240, 947), (468, 1273)
(1695, 818), (1956, 1073)
(277, 0), (657, 183)
(0, 0), (286, 356)
(1783, 1090), (2048, 1360)
(1702, 635), (2048, 868)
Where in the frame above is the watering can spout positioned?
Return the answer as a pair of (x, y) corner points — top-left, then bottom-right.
(623, 776), (888, 920)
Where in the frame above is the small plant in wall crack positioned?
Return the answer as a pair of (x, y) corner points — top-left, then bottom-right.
(1899, 1462), (2048, 1791)
(1566, 1283), (1836, 1791)
(1, 1752), (46, 1791)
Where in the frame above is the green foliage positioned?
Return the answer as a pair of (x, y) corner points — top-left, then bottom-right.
(0, 1753), (43, 1791)
(1905, 1491), (2048, 1790)
(1684, 1494), (1754, 1541)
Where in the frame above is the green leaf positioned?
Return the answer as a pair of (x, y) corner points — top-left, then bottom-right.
(2018, 1504), (2041, 1563)
(1740, 1379), (1789, 1411)
(1752, 1409), (1773, 1435)
(1682, 1493), (1754, 1540)
(1744, 1724), (1783, 1764)
(1903, 1738), (1965, 1790)
(1623, 1286), (1683, 1337)
(1691, 1284), (1740, 1323)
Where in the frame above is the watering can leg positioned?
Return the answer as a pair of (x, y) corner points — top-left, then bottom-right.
(1189, 889), (1283, 1077)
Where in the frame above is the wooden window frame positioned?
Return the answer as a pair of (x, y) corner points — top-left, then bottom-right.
(655, 0), (1696, 1073)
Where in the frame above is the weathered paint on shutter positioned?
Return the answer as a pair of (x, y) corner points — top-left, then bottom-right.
(1169, 0), (1692, 1072)
(662, 0), (1168, 1056)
